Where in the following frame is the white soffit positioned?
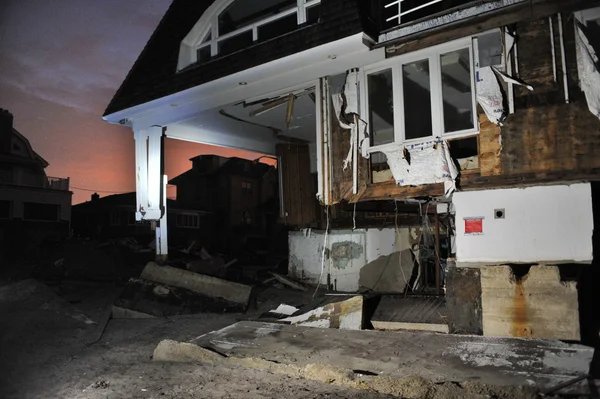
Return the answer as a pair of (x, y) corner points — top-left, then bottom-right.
(104, 33), (384, 129)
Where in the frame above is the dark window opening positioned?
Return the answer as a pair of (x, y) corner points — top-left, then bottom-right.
(242, 181), (253, 193)
(403, 59), (432, 140)
(23, 203), (59, 222)
(368, 69), (394, 146)
(243, 209), (253, 225)
(176, 213), (199, 229)
(306, 4), (321, 24)
(0, 200), (10, 219)
(441, 48), (474, 133)
(258, 13), (297, 42)
(219, 30), (254, 57)
(110, 210), (122, 226)
(218, 0), (296, 35)
(449, 136), (479, 171)
(197, 45), (211, 63)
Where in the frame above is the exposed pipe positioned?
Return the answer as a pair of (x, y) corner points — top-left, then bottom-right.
(558, 13), (570, 103)
(549, 16), (557, 82)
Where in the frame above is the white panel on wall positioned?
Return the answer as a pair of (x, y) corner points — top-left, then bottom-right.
(453, 183), (594, 265)
(288, 227), (407, 292)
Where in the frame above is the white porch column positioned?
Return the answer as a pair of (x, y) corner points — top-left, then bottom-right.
(133, 125), (168, 261)
(134, 126), (164, 221)
(155, 174), (169, 262)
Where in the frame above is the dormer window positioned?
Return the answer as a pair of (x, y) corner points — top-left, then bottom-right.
(180, 0), (321, 70)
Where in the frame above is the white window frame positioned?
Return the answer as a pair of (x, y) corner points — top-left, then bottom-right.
(193, 0), (321, 65)
(363, 36), (478, 155)
(175, 212), (200, 229)
(576, 7), (600, 25)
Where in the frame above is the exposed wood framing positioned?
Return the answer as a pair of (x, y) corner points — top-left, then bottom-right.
(360, 182), (445, 202)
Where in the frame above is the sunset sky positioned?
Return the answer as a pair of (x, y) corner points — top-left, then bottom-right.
(0, 0), (268, 204)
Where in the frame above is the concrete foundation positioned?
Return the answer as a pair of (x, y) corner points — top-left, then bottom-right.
(480, 265), (580, 340)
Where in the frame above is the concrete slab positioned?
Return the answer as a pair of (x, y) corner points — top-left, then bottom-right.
(192, 321), (593, 390)
(140, 262), (252, 305)
(282, 295), (363, 330)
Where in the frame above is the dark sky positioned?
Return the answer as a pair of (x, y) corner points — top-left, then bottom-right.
(0, 0), (268, 204)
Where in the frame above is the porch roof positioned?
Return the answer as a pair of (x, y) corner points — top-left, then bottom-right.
(103, 0), (364, 118)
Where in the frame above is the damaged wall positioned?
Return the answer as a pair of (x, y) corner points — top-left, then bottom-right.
(288, 227), (416, 292)
(453, 183), (594, 265)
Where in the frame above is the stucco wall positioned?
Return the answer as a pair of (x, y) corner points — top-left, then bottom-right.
(288, 227), (413, 292)
(453, 183), (593, 264)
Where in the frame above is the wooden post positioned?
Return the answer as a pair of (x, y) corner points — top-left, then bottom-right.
(435, 211), (441, 295)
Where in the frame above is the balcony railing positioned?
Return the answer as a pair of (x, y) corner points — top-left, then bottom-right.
(0, 170), (70, 191)
(370, 0), (527, 43)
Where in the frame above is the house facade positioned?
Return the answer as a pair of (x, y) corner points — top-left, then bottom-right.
(169, 155), (282, 255)
(103, 0), (600, 341)
(0, 109), (72, 261)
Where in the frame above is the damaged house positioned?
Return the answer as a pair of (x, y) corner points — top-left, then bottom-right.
(103, 0), (600, 342)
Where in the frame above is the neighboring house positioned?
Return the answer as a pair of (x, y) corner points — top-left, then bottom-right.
(0, 109), (72, 259)
(169, 155), (282, 254)
(71, 192), (208, 246)
(103, 1), (600, 340)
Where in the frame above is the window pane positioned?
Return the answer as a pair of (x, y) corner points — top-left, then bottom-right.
(368, 69), (394, 146)
(306, 4), (321, 24)
(258, 13), (297, 42)
(403, 59), (432, 140)
(218, 30), (254, 56)
(197, 45), (211, 62)
(477, 31), (502, 67)
(219, 0), (296, 35)
(0, 200), (10, 218)
(201, 32), (211, 44)
(441, 48), (474, 133)
(23, 203), (59, 221)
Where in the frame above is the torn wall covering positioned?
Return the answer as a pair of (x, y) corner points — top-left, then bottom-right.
(381, 140), (458, 196)
(575, 21), (600, 119)
(331, 70), (364, 171)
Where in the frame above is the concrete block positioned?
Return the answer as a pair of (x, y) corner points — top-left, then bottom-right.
(359, 250), (415, 293)
(140, 262), (252, 305)
(282, 296), (363, 330)
(113, 278), (245, 317)
(446, 267), (482, 334)
(480, 265), (580, 340)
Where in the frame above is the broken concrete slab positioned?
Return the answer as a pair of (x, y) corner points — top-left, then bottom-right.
(190, 320), (592, 391)
(358, 249), (415, 293)
(371, 296), (448, 333)
(140, 262), (252, 305)
(113, 278), (245, 318)
(282, 295), (363, 330)
(480, 265), (580, 340)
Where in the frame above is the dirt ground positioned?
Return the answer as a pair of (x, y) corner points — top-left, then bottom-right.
(0, 278), (586, 399)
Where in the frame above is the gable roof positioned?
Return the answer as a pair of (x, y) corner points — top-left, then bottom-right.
(104, 0), (364, 117)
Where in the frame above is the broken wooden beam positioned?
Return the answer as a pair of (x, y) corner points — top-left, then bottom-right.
(269, 272), (307, 291)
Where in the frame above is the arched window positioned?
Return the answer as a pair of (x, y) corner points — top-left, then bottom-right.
(178, 0), (322, 70)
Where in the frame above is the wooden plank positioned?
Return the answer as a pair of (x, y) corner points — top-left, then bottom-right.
(360, 182), (445, 202)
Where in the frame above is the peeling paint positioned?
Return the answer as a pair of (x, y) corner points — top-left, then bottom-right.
(330, 241), (363, 269)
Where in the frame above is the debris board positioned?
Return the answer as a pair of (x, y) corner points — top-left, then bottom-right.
(270, 272), (307, 291)
(140, 262), (252, 305)
(282, 295), (363, 330)
(358, 250), (415, 293)
(371, 296), (448, 333)
(113, 278), (245, 318)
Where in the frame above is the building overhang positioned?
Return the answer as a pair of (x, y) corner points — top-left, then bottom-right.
(103, 32), (383, 130)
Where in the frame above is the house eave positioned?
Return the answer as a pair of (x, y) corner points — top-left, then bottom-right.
(102, 32), (379, 129)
